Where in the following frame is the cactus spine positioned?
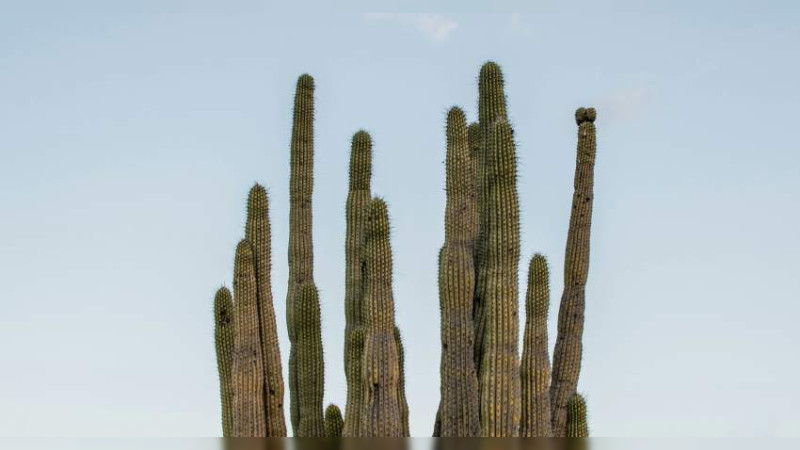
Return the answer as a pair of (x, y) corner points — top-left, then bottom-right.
(245, 184), (286, 436)
(359, 198), (404, 437)
(214, 287), (235, 437)
(231, 240), (267, 436)
(566, 394), (589, 438)
(295, 282), (325, 436)
(324, 404), (344, 437)
(521, 254), (553, 437)
(550, 108), (597, 436)
(343, 130), (373, 437)
(287, 74), (316, 434)
(438, 107), (480, 437)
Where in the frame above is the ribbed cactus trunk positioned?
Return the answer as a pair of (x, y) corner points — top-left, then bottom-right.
(478, 119), (521, 437)
(394, 327), (410, 437)
(295, 282), (325, 437)
(231, 240), (267, 436)
(343, 130), (373, 437)
(214, 287), (235, 437)
(245, 184), (286, 436)
(438, 107), (480, 437)
(324, 404), (344, 437)
(359, 198), (404, 437)
(521, 254), (553, 437)
(566, 394), (589, 437)
(287, 74), (316, 434)
(550, 108), (597, 436)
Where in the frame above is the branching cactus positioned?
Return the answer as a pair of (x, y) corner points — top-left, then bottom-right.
(438, 106), (480, 437)
(287, 73), (316, 433)
(343, 130), (373, 436)
(521, 254), (552, 437)
(566, 394), (589, 438)
(359, 198), (404, 437)
(245, 184), (286, 436)
(214, 287), (235, 437)
(550, 108), (597, 436)
(295, 282), (325, 437)
(324, 404), (344, 437)
(231, 240), (267, 436)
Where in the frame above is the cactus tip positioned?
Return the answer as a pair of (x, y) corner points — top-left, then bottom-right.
(575, 107), (596, 125)
(297, 73), (315, 90)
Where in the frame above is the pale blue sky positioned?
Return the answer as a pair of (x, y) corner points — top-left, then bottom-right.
(1, 1), (799, 438)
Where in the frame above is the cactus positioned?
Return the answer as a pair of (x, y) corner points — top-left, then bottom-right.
(287, 73), (316, 433)
(231, 240), (267, 436)
(324, 404), (344, 437)
(478, 118), (522, 437)
(244, 184), (287, 436)
(550, 108), (597, 436)
(394, 327), (410, 437)
(359, 198), (404, 437)
(566, 394), (589, 438)
(295, 282), (325, 437)
(438, 107), (481, 437)
(521, 254), (553, 437)
(214, 287), (235, 437)
(343, 130), (373, 436)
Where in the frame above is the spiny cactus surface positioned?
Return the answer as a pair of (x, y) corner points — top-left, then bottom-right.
(521, 254), (553, 437)
(214, 287), (235, 437)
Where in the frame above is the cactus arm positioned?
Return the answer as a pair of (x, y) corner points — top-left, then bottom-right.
(566, 394), (589, 437)
(324, 404), (344, 437)
(394, 327), (410, 436)
(214, 287), (235, 436)
(295, 282), (325, 437)
(550, 108), (597, 436)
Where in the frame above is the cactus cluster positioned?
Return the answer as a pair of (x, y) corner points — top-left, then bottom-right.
(212, 61), (598, 437)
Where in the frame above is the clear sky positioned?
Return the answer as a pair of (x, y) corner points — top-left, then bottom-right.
(1, 1), (799, 438)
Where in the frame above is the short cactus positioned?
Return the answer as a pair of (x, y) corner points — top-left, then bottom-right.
(324, 404), (344, 437)
(550, 108), (597, 437)
(295, 282), (325, 437)
(521, 254), (552, 437)
(213, 287), (235, 437)
(566, 394), (589, 438)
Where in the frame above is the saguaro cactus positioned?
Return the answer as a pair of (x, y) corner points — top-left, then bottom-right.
(478, 118), (522, 437)
(566, 394), (589, 438)
(343, 130), (373, 437)
(231, 240), (267, 436)
(359, 198), (404, 437)
(521, 254), (553, 437)
(438, 106), (480, 437)
(324, 404), (344, 437)
(287, 73), (316, 433)
(214, 287), (235, 437)
(245, 184), (286, 436)
(295, 282), (325, 437)
(550, 107), (597, 436)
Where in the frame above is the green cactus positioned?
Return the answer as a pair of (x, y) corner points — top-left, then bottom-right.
(478, 118), (522, 437)
(287, 73), (316, 433)
(343, 130), (373, 437)
(550, 107), (597, 436)
(231, 240), (267, 436)
(566, 394), (589, 437)
(295, 282), (325, 437)
(521, 254), (552, 437)
(473, 61), (510, 378)
(324, 404), (344, 437)
(438, 107), (480, 437)
(394, 327), (410, 437)
(245, 184), (286, 436)
(214, 287), (235, 437)
(359, 198), (404, 437)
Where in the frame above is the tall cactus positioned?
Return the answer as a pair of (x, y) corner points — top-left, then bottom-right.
(231, 240), (267, 436)
(343, 130), (373, 436)
(324, 404), (344, 437)
(521, 254), (552, 437)
(359, 198), (404, 437)
(295, 282), (325, 437)
(550, 107), (597, 436)
(394, 327), (410, 437)
(245, 184), (286, 436)
(214, 287), (235, 437)
(566, 394), (589, 438)
(478, 118), (521, 437)
(287, 73), (316, 433)
(438, 106), (480, 437)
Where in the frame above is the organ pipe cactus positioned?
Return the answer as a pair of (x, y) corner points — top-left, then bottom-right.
(287, 74), (316, 433)
(521, 254), (552, 437)
(213, 287), (235, 437)
(324, 404), (344, 437)
(295, 282), (325, 437)
(550, 107), (597, 437)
